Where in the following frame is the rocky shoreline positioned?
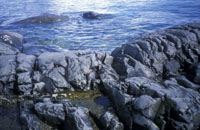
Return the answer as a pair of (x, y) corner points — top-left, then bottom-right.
(0, 22), (200, 130)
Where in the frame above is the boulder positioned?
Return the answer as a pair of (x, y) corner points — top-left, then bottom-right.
(100, 111), (124, 130)
(14, 13), (69, 24)
(187, 63), (200, 84)
(0, 31), (24, 50)
(83, 11), (105, 20)
(34, 102), (65, 125)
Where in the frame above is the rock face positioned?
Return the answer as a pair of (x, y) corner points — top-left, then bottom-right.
(14, 13), (69, 24)
(0, 22), (200, 130)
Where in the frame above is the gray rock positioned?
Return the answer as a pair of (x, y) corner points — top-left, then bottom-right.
(17, 72), (32, 85)
(33, 82), (45, 94)
(18, 84), (32, 95)
(15, 13), (69, 24)
(34, 102), (65, 125)
(32, 71), (42, 82)
(16, 53), (36, 73)
(20, 111), (40, 130)
(64, 106), (94, 130)
(163, 59), (180, 77)
(0, 31), (24, 50)
(133, 95), (161, 119)
(0, 55), (16, 91)
(100, 111), (124, 130)
(0, 41), (19, 55)
(175, 75), (200, 91)
(83, 11), (105, 20)
(188, 63), (200, 84)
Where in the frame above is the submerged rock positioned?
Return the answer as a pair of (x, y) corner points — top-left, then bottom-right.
(14, 13), (69, 24)
(83, 11), (106, 20)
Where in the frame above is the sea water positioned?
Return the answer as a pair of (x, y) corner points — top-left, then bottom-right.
(0, 0), (200, 52)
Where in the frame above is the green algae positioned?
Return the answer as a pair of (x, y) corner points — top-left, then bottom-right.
(53, 89), (102, 100)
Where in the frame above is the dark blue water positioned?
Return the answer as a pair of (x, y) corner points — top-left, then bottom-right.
(0, 0), (200, 52)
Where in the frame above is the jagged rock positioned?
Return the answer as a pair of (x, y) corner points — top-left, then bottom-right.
(63, 105), (94, 130)
(0, 31), (24, 50)
(33, 71), (42, 83)
(34, 102), (65, 125)
(17, 72), (32, 85)
(163, 59), (180, 77)
(175, 75), (200, 91)
(0, 55), (16, 94)
(133, 95), (161, 119)
(100, 111), (124, 130)
(33, 82), (45, 95)
(14, 13), (69, 24)
(16, 53), (36, 73)
(0, 105), (22, 130)
(18, 84), (32, 95)
(0, 41), (19, 55)
(188, 63), (200, 84)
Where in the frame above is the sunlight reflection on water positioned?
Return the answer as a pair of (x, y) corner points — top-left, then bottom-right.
(0, 0), (200, 52)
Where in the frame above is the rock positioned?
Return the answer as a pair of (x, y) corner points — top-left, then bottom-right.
(16, 53), (36, 73)
(20, 111), (40, 130)
(17, 72), (32, 85)
(0, 41), (19, 55)
(34, 102), (65, 125)
(132, 113), (159, 130)
(14, 13), (69, 24)
(187, 63), (200, 84)
(175, 75), (200, 91)
(0, 105), (22, 130)
(100, 111), (124, 130)
(64, 106), (94, 130)
(83, 11), (105, 20)
(0, 55), (16, 94)
(133, 95), (161, 119)
(33, 82), (45, 95)
(0, 31), (24, 50)
(0, 55), (16, 83)
(163, 59), (180, 78)
(18, 84), (32, 95)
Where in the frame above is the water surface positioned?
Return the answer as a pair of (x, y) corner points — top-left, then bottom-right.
(0, 0), (200, 52)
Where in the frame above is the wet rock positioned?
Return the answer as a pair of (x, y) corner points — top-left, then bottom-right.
(0, 105), (22, 130)
(63, 106), (94, 130)
(34, 102), (65, 125)
(175, 75), (200, 91)
(187, 63), (200, 84)
(133, 95), (161, 119)
(100, 111), (124, 130)
(33, 82), (45, 95)
(83, 11), (105, 20)
(0, 55), (16, 95)
(18, 84), (32, 95)
(163, 59), (180, 78)
(0, 41), (19, 55)
(0, 31), (24, 50)
(15, 13), (69, 24)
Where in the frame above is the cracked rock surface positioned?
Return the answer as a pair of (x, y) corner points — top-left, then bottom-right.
(0, 22), (200, 130)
